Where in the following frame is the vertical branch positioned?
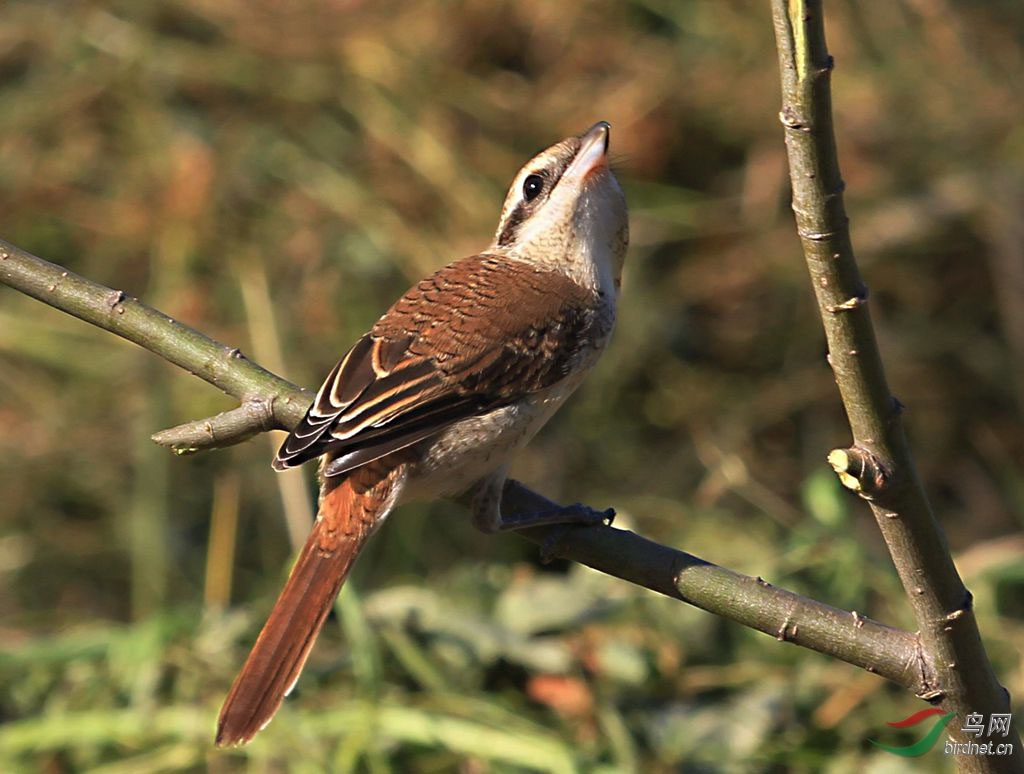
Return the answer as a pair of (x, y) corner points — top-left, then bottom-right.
(770, 2), (1020, 771)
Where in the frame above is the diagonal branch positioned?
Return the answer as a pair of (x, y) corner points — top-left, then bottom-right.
(770, 3), (1020, 771)
(0, 239), (312, 431)
(1, 236), (924, 691)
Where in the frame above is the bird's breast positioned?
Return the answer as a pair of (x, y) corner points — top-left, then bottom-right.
(401, 287), (615, 503)
(401, 369), (590, 502)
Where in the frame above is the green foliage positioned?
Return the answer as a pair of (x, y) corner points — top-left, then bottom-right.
(1, 0), (1023, 770)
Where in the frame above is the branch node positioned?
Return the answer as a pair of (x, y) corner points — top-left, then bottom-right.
(777, 615), (795, 642)
(913, 635), (943, 701)
(943, 591), (974, 632)
(778, 107), (810, 132)
(797, 227), (839, 242)
(826, 290), (868, 313)
(826, 446), (893, 499)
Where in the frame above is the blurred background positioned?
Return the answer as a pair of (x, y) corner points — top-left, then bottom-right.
(1, 1), (1023, 771)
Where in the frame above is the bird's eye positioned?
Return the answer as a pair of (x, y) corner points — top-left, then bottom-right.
(522, 174), (544, 202)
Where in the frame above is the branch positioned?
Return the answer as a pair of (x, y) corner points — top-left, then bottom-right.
(0, 240), (312, 434)
(770, 3), (1020, 771)
(505, 482), (921, 689)
(1, 236), (925, 692)
(152, 400), (281, 454)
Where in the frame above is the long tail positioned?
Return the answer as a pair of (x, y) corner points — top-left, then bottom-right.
(216, 461), (405, 746)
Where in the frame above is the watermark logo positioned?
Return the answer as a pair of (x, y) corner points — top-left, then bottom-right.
(870, 709), (955, 757)
(944, 712), (1014, 757)
(870, 709), (1014, 758)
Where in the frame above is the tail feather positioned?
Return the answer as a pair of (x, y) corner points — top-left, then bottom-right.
(216, 462), (404, 746)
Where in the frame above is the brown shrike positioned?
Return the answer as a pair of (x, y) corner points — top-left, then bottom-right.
(216, 122), (629, 745)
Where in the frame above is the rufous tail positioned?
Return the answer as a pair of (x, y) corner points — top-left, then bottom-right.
(216, 462), (403, 746)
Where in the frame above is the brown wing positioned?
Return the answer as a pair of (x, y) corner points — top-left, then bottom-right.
(273, 254), (610, 475)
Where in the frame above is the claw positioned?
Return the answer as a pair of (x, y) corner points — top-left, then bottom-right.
(537, 505), (614, 563)
(563, 503), (615, 527)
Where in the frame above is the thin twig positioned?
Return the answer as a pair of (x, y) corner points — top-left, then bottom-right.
(152, 400), (279, 453)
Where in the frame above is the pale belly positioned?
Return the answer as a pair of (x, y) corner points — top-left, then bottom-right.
(400, 370), (589, 502)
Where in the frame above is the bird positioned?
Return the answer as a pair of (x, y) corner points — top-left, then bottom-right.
(216, 121), (629, 746)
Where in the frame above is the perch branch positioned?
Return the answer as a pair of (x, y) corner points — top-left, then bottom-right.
(0, 239), (311, 432)
(770, 2), (1020, 770)
(1, 236), (926, 691)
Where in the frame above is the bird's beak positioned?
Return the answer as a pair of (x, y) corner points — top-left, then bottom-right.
(564, 121), (611, 184)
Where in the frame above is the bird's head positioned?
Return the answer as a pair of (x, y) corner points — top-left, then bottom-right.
(492, 122), (628, 294)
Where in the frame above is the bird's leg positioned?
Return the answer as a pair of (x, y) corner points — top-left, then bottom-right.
(470, 469), (615, 534)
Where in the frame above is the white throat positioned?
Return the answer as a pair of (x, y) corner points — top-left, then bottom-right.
(502, 174), (625, 301)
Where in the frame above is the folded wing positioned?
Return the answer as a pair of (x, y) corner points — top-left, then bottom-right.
(273, 254), (610, 475)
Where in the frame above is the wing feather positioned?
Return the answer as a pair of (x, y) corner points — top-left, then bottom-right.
(273, 254), (611, 474)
